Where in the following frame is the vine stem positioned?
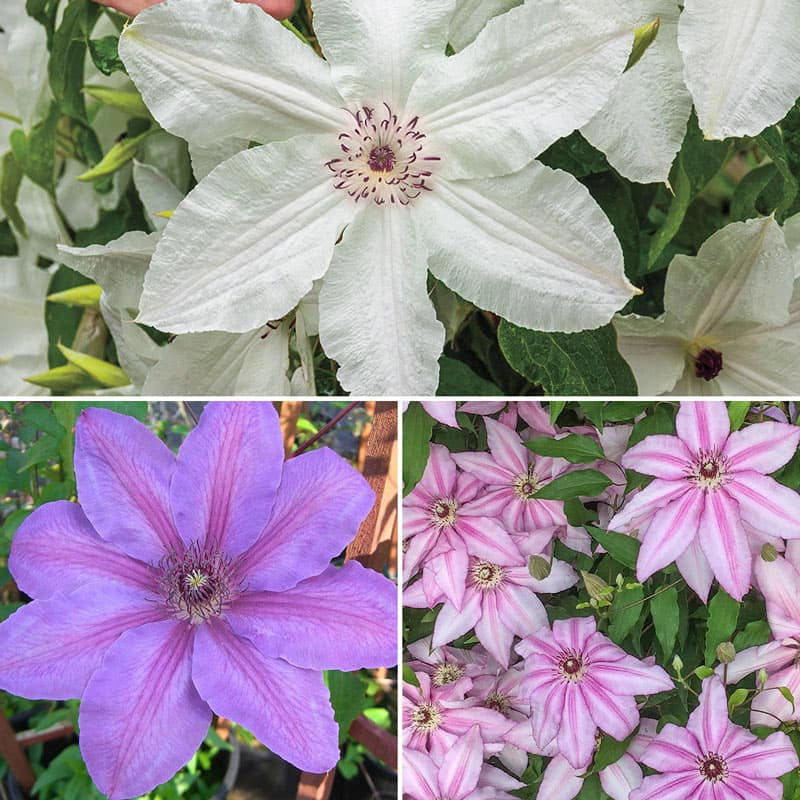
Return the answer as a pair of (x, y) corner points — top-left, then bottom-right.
(290, 401), (360, 458)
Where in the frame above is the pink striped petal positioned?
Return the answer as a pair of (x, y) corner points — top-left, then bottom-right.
(79, 620), (211, 800)
(636, 490), (703, 581)
(553, 616), (597, 651)
(697, 490), (751, 601)
(537, 754), (585, 800)
(171, 402), (283, 556)
(727, 727), (799, 777)
(485, 417), (529, 475)
(422, 402), (459, 428)
(724, 641), (795, 684)
(404, 749), (440, 800)
(433, 591), (482, 648)
(639, 724), (700, 771)
(454, 517), (522, 565)
(583, 676), (640, 740)
(225, 561), (396, 671)
(727, 471), (800, 539)
(751, 665), (800, 727)
(724, 421), (800, 474)
(755, 555), (800, 639)
(9, 501), (155, 599)
(686, 677), (728, 752)
(439, 725), (483, 799)
(496, 584), (548, 638)
(475, 592), (514, 667)
(675, 537), (714, 602)
(586, 653), (673, 696)
(428, 547), (469, 610)
(622, 434), (692, 479)
(415, 443), (459, 499)
(531, 680), (566, 748)
(675, 402), (730, 455)
(600, 753), (643, 800)
(0, 583), (164, 700)
(192, 619), (339, 772)
(239, 447), (374, 591)
(452, 451), (515, 484)
(630, 771), (703, 800)
(440, 705), (511, 743)
(459, 401), (507, 415)
(725, 776), (787, 800)
(608, 479), (691, 532)
(74, 408), (181, 562)
(558, 686), (596, 769)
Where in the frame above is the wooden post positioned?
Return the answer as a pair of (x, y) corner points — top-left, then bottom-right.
(0, 710), (35, 792)
(279, 401), (305, 457)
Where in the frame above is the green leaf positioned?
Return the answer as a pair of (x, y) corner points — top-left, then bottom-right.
(704, 590), (741, 665)
(498, 322), (637, 395)
(730, 164), (778, 222)
(326, 670), (369, 744)
(549, 401), (566, 426)
(733, 620), (772, 651)
(88, 35), (126, 76)
(593, 731), (636, 772)
(602, 401), (651, 422)
(525, 434), (605, 464)
(533, 469), (612, 500)
(728, 688), (749, 711)
(10, 102), (60, 193)
(778, 686), (796, 713)
(77, 128), (154, 182)
(437, 356), (500, 395)
(403, 403), (435, 496)
(0, 219), (18, 256)
(586, 526), (640, 570)
(650, 586), (679, 657)
(26, 0), (61, 46)
(1, 151), (26, 236)
(756, 127), (799, 221)
(646, 112), (730, 271)
(727, 401), (750, 432)
(625, 16), (660, 71)
(538, 131), (609, 178)
(608, 585), (645, 644)
(628, 404), (676, 447)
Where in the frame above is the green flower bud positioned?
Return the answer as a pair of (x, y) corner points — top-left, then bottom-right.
(761, 543), (778, 562)
(528, 555), (552, 580)
(716, 641), (736, 664)
(581, 570), (612, 602)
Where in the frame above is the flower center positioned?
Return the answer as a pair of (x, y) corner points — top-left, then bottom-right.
(557, 650), (587, 682)
(430, 497), (458, 528)
(694, 348), (724, 381)
(432, 662), (464, 687)
(689, 450), (729, 491)
(698, 752), (728, 783)
(471, 560), (505, 590)
(411, 703), (442, 733)
(158, 541), (239, 624)
(485, 692), (510, 714)
(513, 466), (540, 500)
(327, 104), (440, 206)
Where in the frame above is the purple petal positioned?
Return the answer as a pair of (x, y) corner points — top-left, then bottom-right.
(621, 434), (692, 479)
(9, 501), (155, 598)
(629, 772), (703, 800)
(225, 561), (396, 671)
(636, 490), (703, 581)
(755, 555), (800, 639)
(79, 620), (211, 800)
(537, 754), (585, 800)
(675, 537), (714, 603)
(192, 619), (339, 772)
(404, 749), (440, 800)
(726, 471), (800, 539)
(0, 583), (163, 700)
(74, 407), (181, 562)
(583, 676), (640, 740)
(558, 686), (596, 769)
(607, 479), (691, 532)
(239, 447), (374, 591)
(439, 725), (483, 799)
(675, 402), (730, 455)
(697, 489), (751, 601)
(724, 421), (800, 474)
(727, 727), (799, 777)
(171, 402), (282, 556)
(422, 401), (459, 428)
(600, 753), (643, 800)
(639, 723), (700, 771)
(686, 677), (729, 753)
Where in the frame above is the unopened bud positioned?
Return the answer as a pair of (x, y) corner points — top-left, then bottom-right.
(582, 570), (612, 602)
(672, 655), (684, 675)
(761, 543), (778, 562)
(615, 573), (624, 589)
(758, 668), (769, 689)
(528, 555), (552, 580)
(716, 642), (736, 664)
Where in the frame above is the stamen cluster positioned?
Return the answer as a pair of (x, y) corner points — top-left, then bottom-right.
(429, 497), (458, 528)
(432, 662), (464, 687)
(688, 450), (729, 491)
(411, 702), (442, 733)
(557, 649), (587, 683)
(698, 752), (728, 783)
(513, 466), (541, 501)
(470, 560), (505, 591)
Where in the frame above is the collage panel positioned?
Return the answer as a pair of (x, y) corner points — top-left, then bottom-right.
(402, 400), (800, 800)
(0, 400), (399, 799)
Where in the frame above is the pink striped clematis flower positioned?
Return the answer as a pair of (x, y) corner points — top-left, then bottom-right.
(517, 616), (673, 769)
(631, 676), (799, 800)
(608, 401), (800, 601)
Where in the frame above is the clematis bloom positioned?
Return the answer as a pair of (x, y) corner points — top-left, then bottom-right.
(517, 616), (672, 769)
(608, 401), (800, 600)
(119, 0), (637, 393)
(631, 677), (799, 800)
(93, 0), (295, 17)
(0, 403), (397, 798)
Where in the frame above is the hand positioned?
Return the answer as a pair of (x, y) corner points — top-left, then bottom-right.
(93, 0), (296, 19)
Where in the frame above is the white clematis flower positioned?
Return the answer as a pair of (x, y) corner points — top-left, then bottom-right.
(614, 216), (800, 395)
(583, 0), (800, 184)
(119, 0), (638, 394)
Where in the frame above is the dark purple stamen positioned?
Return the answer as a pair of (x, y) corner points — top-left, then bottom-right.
(694, 348), (723, 381)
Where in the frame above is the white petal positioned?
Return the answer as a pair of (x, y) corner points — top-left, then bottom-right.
(99, 298), (161, 390)
(55, 160), (101, 232)
(319, 204), (444, 394)
(57, 230), (159, 312)
(408, 0), (633, 180)
(448, 0), (521, 52)
(313, 0), (455, 108)
(7, 10), (51, 129)
(137, 135), (356, 334)
(120, 0), (345, 147)
(138, 131), (192, 195)
(613, 312), (687, 395)
(582, 1), (692, 184)
(665, 216), (794, 335)
(132, 161), (184, 232)
(678, 0), (800, 139)
(413, 161), (635, 332)
(784, 213), (800, 277)
(142, 325), (291, 395)
(188, 138), (248, 182)
(17, 178), (67, 261)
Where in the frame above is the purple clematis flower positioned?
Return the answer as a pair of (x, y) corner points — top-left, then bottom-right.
(608, 401), (800, 601)
(631, 676), (799, 800)
(517, 616), (673, 769)
(0, 403), (397, 799)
